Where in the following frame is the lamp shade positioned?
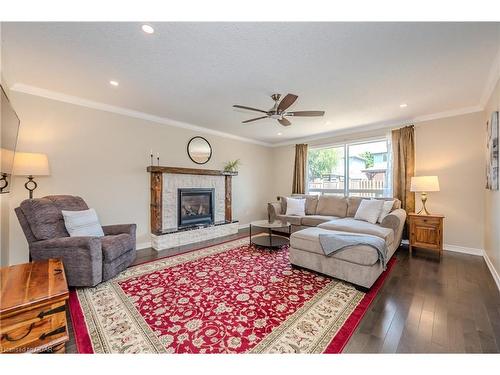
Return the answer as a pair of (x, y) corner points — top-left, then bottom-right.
(13, 152), (50, 176)
(410, 176), (440, 192)
(1, 148), (16, 174)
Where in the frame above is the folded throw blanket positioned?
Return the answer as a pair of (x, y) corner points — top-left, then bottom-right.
(318, 233), (388, 269)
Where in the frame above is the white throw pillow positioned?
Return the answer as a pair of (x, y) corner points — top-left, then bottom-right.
(62, 208), (105, 237)
(354, 199), (384, 224)
(376, 200), (395, 223)
(285, 197), (306, 216)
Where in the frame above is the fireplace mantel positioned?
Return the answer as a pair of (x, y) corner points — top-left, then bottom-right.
(147, 166), (237, 176)
(147, 165), (237, 234)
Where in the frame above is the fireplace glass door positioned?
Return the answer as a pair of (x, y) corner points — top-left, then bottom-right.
(178, 188), (215, 228)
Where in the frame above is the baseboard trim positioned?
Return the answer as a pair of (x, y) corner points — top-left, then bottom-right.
(136, 241), (152, 250)
(401, 240), (484, 256)
(404, 241), (499, 291)
(483, 251), (500, 292)
(443, 244), (484, 257)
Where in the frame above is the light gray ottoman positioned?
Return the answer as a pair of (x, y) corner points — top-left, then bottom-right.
(289, 227), (396, 289)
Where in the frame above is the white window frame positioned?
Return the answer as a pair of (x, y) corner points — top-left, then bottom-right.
(307, 136), (391, 197)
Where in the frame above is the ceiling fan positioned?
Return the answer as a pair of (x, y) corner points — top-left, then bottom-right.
(233, 93), (325, 126)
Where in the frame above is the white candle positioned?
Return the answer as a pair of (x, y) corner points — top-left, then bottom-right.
(150, 149), (153, 156)
(156, 152), (160, 158)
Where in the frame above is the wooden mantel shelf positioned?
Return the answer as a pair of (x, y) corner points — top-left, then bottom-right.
(148, 165), (237, 234)
(147, 166), (238, 176)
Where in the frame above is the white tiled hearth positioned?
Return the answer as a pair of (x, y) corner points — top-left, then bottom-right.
(151, 222), (240, 250)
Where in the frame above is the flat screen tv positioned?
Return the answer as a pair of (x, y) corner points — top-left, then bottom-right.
(1, 84), (20, 193)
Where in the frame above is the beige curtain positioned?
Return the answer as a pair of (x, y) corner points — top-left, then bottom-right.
(392, 125), (415, 213)
(292, 144), (308, 194)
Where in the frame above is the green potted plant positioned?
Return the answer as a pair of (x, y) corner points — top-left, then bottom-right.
(223, 159), (240, 174)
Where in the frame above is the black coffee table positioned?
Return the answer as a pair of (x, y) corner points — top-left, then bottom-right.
(249, 220), (292, 248)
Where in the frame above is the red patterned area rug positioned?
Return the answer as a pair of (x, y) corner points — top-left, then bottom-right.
(69, 237), (395, 354)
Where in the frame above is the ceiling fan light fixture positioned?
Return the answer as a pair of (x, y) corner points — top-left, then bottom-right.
(233, 93), (325, 127)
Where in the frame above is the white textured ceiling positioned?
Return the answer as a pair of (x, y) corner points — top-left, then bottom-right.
(2, 22), (499, 145)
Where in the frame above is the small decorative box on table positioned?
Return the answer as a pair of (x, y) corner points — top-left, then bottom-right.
(408, 213), (444, 256)
(0, 259), (69, 354)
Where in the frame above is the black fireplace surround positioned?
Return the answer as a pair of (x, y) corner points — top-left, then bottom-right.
(178, 188), (215, 228)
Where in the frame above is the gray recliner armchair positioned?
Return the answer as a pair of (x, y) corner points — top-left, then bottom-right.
(15, 195), (136, 287)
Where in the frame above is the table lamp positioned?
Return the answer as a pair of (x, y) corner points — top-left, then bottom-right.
(13, 152), (50, 199)
(410, 176), (440, 215)
(0, 147), (16, 193)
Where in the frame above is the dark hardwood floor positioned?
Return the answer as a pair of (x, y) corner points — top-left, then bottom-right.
(65, 229), (500, 353)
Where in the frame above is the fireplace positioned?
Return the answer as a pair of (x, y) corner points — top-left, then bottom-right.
(178, 188), (215, 228)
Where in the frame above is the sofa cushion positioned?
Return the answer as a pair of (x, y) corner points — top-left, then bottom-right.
(20, 195), (88, 240)
(101, 234), (134, 262)
(279, 195), (319, 215)
(318, 218), (394, 246)
(62, 208), (105, 237)
(303, 195), (319, 215)
(285, 197), (306, 216)
(276, 214), (303, 226)
(300, 215), (340, 227)
(290, 227), (379, 266)
(347, 197), (402, 217)
(354, 199), (384, 224)
(377, 200), (395, 223)
(347, 197), (363, 217)
(316, 195), (347, 217)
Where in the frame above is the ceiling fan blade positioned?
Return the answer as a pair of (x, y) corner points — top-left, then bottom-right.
(286, 111), (325, 117)
(242, 116), (269, 123)
(233, 105), (268, 114)
(278, 118), (292, 126)
(277, 94), (298, 112)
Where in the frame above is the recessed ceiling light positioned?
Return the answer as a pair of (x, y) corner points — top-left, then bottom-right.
(142, 24), (154, 34)
(109, 80), (119, 87)
(277, 132), (282, 136)
(400, 103), (408, 108)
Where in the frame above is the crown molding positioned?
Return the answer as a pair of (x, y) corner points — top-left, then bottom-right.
(411, 105), (484, 123)
(270, 105), (484, 147)
(10, 82), (487, 149)
(9, 83), (273, 147)
(480, 46), (500, 108)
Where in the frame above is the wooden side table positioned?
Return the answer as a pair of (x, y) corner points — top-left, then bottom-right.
(0, 259), (69, 354)
(408, 213), (444, 256)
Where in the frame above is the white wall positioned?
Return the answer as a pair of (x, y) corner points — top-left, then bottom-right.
(415, 112), (485, 250)
(7, 91), (274, 265)
(271, 112), (486, 251)
(484, 76), (500, 278)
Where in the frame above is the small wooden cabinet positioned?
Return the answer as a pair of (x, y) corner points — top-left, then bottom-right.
(408, 213), (444, 256)
(0, 259), (69, 354)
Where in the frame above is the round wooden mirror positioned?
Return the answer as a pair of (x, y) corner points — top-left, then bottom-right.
(187, 136), (212, 164)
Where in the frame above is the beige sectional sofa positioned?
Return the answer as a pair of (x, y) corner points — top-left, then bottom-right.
(267, 195), (407, 288)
